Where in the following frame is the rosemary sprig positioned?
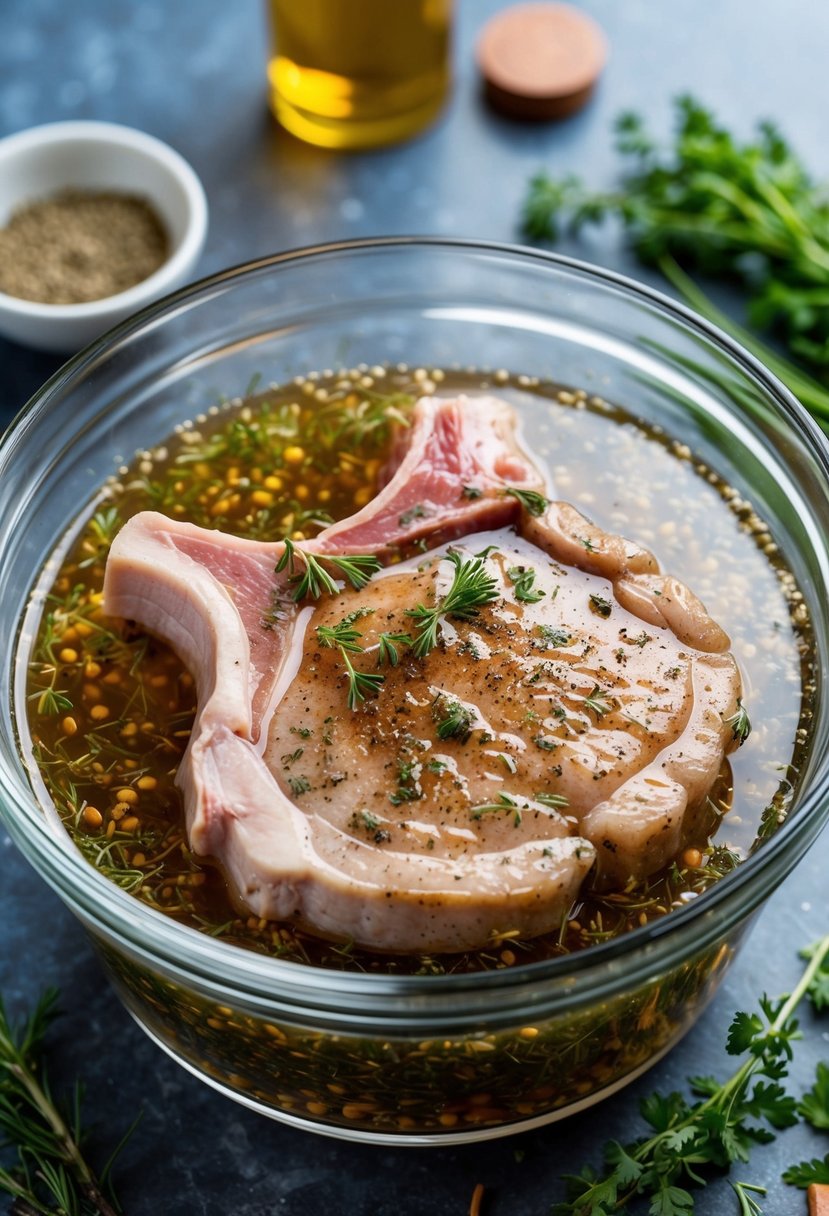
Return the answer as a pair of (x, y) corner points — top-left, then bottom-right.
(275, 539), (381, 601)
(0, 989), (135, 1216)
(407, 551), (500, 658)
(470, 792), (523, 827)
(376, 632), (412, 667)
(536, 791), (569, 809)
(316, 621), (364, 652)
(340, 648), (384, 710)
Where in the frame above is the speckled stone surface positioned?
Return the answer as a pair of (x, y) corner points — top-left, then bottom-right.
(1, 2), (829, 1213)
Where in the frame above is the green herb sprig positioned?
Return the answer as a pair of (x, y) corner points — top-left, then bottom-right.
(316, 620), (365, 652)
(504, 487), (550, 517)
(726, 698), (752, 745)
(554, 933), (829, 1215)
(583, 686), (613, 718)
(0, 989), (136, 1216)
(521, 95), (829, 424)
(376, 632), (412, 667)
(507, 565), (545, 604)
(470, 792), (523, 827)
(407, 551), (499, 658)
(340, 648), (384, 710)
(433, 697), (475, 742)
(276, 539), (381, 602)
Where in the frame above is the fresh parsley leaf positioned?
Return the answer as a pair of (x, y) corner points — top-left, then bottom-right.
(640, 1091), (690, 1133)
(551, 934), (829, 1216)
(604, 1141), (643, 1187)
(589, 593), (612, 618)
(798, 1061), (829, 1130)
(649, 1182), (694, 1215)
(521, 96), (829, 389)
(782, 1153), (829, 1188)
(726, 1009), (765, 1055)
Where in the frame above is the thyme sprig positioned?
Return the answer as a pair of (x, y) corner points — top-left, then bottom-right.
(554, 933), (829, 1216)
(0, 989), (135, 1216)
(275, 539), (381, 601)
(407, 551), (499, 658)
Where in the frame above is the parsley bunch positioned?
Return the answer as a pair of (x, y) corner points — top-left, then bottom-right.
(522, 96), (829, 425)
(555, 933), (829, 1215)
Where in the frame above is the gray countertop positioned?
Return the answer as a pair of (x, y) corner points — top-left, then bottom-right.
(1, 2), (828, 1213)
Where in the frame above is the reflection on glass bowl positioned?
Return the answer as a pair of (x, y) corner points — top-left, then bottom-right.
(1, 239), (828, 1144)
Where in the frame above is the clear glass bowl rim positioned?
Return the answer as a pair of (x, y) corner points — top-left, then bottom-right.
(3, 235), (829, 1013)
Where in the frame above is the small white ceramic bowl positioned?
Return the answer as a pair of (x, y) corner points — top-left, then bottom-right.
(0, 121), (208, 353)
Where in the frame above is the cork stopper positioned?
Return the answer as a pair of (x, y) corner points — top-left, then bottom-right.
(809, 1183), (829, 1216)
(477, 2), (608, 120)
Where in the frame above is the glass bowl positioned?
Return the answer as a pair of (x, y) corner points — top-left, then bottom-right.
(1, 238), (828, 1145)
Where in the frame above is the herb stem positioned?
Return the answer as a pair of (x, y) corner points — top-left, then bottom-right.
(637, 932), (829, 1177)
(0, 992), (129, 1216)
(559, 932), (829, 1215)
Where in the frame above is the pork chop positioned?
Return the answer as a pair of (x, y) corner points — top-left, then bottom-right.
(103, 394), (743, 952)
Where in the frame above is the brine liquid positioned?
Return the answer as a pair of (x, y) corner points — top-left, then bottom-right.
(267, 0), (452, 149)
(23, 366), (813, 976)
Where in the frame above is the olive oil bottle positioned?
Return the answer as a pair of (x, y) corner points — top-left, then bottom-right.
(267, 0), (452, 150)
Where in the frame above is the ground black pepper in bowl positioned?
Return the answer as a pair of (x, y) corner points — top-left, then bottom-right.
(0, 189), (169, 305)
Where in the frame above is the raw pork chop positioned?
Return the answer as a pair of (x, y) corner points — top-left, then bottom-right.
(104, 395), (743, 952)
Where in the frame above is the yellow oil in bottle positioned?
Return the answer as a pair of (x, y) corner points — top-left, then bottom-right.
(267, 0), (452, 150)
